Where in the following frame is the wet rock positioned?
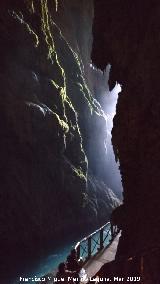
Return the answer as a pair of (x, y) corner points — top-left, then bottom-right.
(0, 1), (120, 279)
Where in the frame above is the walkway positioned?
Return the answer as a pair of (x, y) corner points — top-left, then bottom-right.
(83, 232), (121, 278)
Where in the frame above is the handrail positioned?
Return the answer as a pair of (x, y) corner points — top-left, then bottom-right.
(75, 222), (119, 262)
(76, 222), (110, 244)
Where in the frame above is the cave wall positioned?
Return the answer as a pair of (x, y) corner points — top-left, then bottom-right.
(92, 0), (160, 281)
(0, 0), (120, 277)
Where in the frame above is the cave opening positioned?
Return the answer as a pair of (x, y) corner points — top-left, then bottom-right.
(88, 63), (123, 199)
(105, 73), (123, 200)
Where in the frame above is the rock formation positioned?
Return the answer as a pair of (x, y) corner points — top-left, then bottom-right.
(92, 0), (160, 281)
(0, 0), (120, 279)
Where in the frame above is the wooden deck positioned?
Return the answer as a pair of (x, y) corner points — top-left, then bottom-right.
(83, 232), (121, 278)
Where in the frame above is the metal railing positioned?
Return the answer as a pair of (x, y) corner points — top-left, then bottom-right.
(75, 222), (119, 261)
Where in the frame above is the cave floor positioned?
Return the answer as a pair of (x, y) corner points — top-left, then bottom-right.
(83, 232), (121, 280)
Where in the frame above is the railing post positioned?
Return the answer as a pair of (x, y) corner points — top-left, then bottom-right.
(77, 244), (80, 259)
(88, 236), (92, 259)
(100, 228), (104, 250)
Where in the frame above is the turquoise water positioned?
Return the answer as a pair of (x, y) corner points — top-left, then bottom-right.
(13, 240), (77, 284)
(13, 224), (112, 284)
(78, 223), (112, 259)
